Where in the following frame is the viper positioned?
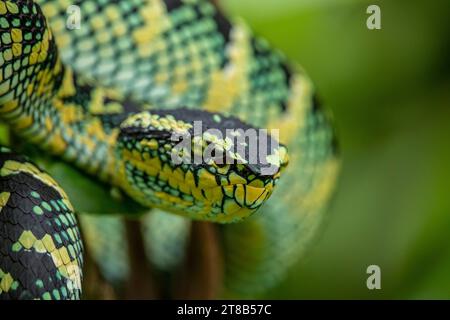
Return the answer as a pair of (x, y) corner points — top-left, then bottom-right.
(0, 0), (339, 299)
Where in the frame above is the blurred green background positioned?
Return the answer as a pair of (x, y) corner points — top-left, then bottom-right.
(223, 0), (450, 299)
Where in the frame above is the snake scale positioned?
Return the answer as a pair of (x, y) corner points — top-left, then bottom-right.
(0, 0), (339, 299)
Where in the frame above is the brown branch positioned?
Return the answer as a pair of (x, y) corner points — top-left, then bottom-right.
(172, 221), (224, 299)
(123, 218), (162, 299)
(81, 243), (118, 300)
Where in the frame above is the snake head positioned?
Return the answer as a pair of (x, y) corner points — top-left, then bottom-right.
(117, 108), (288, 223)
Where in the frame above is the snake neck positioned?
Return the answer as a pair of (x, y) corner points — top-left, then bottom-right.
(0, 0), (122, 184)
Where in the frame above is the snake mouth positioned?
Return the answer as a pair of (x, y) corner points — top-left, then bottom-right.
(119, 149), (277, 222)
(220, 183), (273, 208)
(207, 183), (274, 223)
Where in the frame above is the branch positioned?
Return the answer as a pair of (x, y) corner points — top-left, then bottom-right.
(173, 221), (224, 299)
(123, 218), (162, 299)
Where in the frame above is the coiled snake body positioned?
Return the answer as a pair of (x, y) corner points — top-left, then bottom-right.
(0, 0), (339, 299)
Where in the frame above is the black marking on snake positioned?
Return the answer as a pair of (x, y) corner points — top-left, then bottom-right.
(0, 250), (63, 300)
(0, 151), (28, 169)
(249, 38), (292, 112)
(61, 74), (95, 109)
(211, 7), (233, 69)
(163, 0), (231, 70)
(96, 98), (147, 132)
(211, 9), (232, 44)
(312, 94), (339, 154)
(328, 124), (340, 156)
(311, 93), (323, 114)
(0, 168), (82, 300)
(163, 0), (231, 41)
(98, 113), (128, 132)
(120, 97), (149, 114)
(163, 0), (184, 12)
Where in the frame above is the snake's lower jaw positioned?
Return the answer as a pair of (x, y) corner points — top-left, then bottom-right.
(213, 184), (274, 223)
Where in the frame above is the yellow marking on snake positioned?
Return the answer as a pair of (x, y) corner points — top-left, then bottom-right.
(134, 0), (171, 54)
(268, 74), (312, 145)
(0, 192), (11, 212)
(0, 272), (15, 294)
(204, 22), (252, 113)
(15, 230), (82, 291)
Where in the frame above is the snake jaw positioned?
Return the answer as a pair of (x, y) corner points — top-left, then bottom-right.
(117, 149), (279, 222)
(212, 183), (275, 223)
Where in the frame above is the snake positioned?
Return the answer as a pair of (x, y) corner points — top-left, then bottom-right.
(0, 0), (339, 299)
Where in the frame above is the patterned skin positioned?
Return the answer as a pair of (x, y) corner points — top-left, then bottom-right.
(0, 147), (83, 300)
(0, 0), (287, 220)
(0, 0), (339, 298)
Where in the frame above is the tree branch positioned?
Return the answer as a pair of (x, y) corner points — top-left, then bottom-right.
(123, 218), (162, 299)
(173, 221), (224, 299)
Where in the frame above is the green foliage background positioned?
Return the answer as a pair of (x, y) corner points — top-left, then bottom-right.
(222, 0), (450, 298)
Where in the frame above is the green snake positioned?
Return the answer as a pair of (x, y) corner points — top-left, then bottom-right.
(0, 0), (339, 299)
